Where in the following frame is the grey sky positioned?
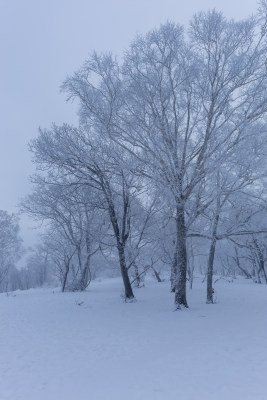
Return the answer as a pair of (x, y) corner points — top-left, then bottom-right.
(0, 0), (260, 245)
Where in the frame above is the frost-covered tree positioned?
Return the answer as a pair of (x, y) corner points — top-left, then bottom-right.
(122, 13), (267, 308)
(27, 125), (147, 300)
(0, 210), (23, 292)
(61, 9), (267, 308)
(22, 177), (103, 291)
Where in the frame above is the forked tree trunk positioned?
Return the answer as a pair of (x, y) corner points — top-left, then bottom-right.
(62, 260), (70, 292)
(102, 176), (135, 301)
(174, 205), (188, 309)
(118, 242), (134, 300)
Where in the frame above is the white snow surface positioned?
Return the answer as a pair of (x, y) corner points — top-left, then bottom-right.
(1, 277), (267, 400)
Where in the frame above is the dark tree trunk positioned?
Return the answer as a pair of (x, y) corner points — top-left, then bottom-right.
(132, 263), (146, 288)
(62, 261), (70, 293)
(259, 257), (267, 284)
(174, 205), (188, 309)
(254, 240), (267, 284)
(188, 260), (194, 290)
(206, 239), (216, 304)
(118, 242), (135, 300)
(260, 262), (267, 284)
(254, 256), (261, 283)
(171, 249), (178, 292)
(206, 213), (219, 304)
(152, 267), (162, 283)
(133, 263), (141, 287)
(102, 175), (135, 301)
(79, 264), (91, 291)
(78, 230), (93, 291)
(233, 247), (252, 279)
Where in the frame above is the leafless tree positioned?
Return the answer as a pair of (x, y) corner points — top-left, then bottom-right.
(0, 210), (23, 292)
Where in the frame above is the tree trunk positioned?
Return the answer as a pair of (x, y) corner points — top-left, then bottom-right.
(206, 212), (220, 304)
(118, 242), (135, 300)
(79, 209), (92, 291)
(259, 258), (267, 284)
(254, 258), (261, 283)
(171, 249), (178, 292)
(174, 205), (188, 309)
(233, 247), (252, 279)
(103, 177), (135, 300)
(206, 239), (216, 304)
(152, 267), (162, 283)
(254, 241), (267, 284)
(79, 264), (91, 291)
(62, 261), (70, 293)
(189, 258), (194, 290)
(78, 232), (93, 291)
(133, 263), (141, 287)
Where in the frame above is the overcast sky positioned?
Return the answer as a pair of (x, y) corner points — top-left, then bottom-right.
(0, 0), (260, 246)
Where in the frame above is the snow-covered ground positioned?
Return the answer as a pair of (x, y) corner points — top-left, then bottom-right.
(0, 277), (266, 400)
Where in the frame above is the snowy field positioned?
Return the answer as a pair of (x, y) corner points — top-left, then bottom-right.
(1, 277), (267, 400)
